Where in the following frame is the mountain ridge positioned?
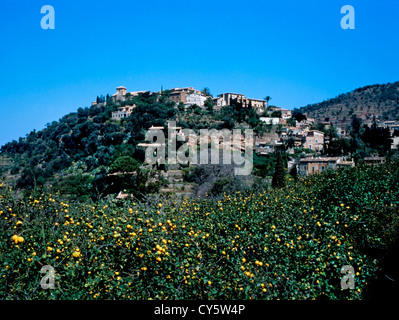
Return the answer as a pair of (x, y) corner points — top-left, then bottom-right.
(295, 81), (399, 128)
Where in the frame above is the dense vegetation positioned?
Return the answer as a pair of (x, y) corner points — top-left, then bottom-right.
(0, 92), (175, 195)
(1, 82), (398, 202)
(0, 91), (268, 200)
(1, 161), (399, 299)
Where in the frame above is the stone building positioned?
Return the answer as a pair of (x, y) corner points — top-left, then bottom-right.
(167, 87), (206, 106)
(302, 130), (324, 152)
(112, 86), (127, 102)
(215, 93), (266, 114)
(298, 157), (340, 176)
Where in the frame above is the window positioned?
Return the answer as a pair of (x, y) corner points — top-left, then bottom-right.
(322, 166), (325, 171)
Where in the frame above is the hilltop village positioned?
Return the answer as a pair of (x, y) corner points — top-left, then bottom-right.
(97, 86), (399, 180)
(2, 84), (398, 200)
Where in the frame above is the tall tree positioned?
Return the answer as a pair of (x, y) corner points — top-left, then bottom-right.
(204, 97), (214, 112)
(351, 115), (362, 134)
(289, 164), (298, 181)
(202, 87), (212, 97)
(272, 151), (285, 188)
(264, 96), (272, 108)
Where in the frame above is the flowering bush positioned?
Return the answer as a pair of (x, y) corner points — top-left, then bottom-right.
(1, 161), (398, 300)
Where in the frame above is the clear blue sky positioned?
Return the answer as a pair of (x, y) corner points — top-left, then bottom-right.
(0, 0), (398, 147)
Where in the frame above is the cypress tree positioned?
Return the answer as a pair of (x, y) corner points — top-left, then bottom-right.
(289, 164), (298, 181)
(272, 151), (286, 188)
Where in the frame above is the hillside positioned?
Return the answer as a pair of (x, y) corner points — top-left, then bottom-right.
(0, 91), (265, 199)
(296, 81), (399, 128)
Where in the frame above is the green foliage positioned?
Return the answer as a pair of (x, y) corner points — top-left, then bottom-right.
(58, 175), (94, 201)
(289, 164), (298, 180)
(270, 110), (282, 118)
(109, 156), (140, 174)
(220, 102), (261, 130)
(327, 138), (351, 156)
(210, 177), (232, 196)
(272, 151), (285, 188)
(252, 153), (276, 178)
(204, 97), (214, 113)
(1, 93), (176, 191)
(1, 161), (399, 299)
(291, 110), (307, 122)
(182, 166), (204, 183)
(361, 122), (392, 152)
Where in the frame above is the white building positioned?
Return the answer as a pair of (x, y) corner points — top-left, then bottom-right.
(186, 93), (207, 107)
(392, 136), (399, 150)
(260, 117), (281, 125)
(281, 109), (292, 119)
(112, 105), (136, 120)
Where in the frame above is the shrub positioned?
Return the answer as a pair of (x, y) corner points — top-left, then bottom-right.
(1, 161), (399, 299)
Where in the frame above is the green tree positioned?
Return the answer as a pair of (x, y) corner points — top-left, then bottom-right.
(271, 110), (282, 118)
(351, 115), (362, 134)
(204, 97), (214, 112)
(289, 164), (298, 181)
(264, 96), (272, 108)
(202, 87), (212, 97)
(272, 151), (285, 188)
(58, 174), (94, 201)
(109, 156), (140, 173)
